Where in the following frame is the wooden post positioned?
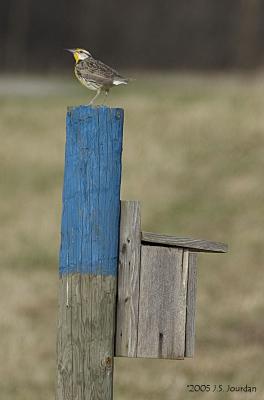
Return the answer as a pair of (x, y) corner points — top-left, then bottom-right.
(57, 105), (124, 400)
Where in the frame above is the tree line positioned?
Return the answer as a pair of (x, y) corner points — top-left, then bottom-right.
(0, 0), (263, 72)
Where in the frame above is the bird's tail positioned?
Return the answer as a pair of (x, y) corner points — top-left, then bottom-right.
(113, 77), (129, 85)
(113, 76), (135, 85)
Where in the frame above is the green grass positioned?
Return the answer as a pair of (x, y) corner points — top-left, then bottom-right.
(0, 73), (263, 399)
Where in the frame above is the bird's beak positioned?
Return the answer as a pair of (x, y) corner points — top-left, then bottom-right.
(65, 48), (75, 53)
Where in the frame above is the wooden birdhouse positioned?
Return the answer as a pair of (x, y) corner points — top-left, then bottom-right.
(115, 201), (228, 360)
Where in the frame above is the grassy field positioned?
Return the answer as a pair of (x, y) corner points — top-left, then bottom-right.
(0, 72), (263, 400)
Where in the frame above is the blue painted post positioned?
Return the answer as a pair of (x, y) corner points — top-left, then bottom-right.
(57, 105), (124, 400)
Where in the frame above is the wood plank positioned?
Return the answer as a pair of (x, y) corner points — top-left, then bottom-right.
(115, 200), (141, 357)
(185, 252), (198, 358)
(137, 245), (188, 359)
(142, 231), (228, 253)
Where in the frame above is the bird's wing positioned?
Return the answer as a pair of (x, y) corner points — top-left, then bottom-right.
(75, 68), (112, 87)
(77, 58), (126, 82)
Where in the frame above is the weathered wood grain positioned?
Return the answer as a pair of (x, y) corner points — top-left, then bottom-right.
(57, 274), (116, 400)
(60, 106), (124, 276)
(185, 252), (198, 358)
(71, 274), (83, 399)
(82, 275), (116, 400)
(57, 275), (73, 400)
(137, 245), (189, 359)
(115, 201), (141, 357)
(142, 231), (228, 253)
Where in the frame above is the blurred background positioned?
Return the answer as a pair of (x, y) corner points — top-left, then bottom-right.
(0, 1), (264, 399)
(1, 0), (264, 71)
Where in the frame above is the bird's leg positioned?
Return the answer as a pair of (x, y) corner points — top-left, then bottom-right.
(88, 89), (101, 105)
(102, 89), (109, 105)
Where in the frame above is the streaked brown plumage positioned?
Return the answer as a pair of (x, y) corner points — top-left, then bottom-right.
(66, 48), (128, 104)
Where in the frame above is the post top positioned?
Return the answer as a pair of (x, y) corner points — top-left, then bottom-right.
(67, 104), (124, 114)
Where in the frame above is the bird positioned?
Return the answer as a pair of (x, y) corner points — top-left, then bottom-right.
(66, 48), (129, 104)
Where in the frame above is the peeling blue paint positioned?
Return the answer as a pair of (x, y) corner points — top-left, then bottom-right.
(59, 105), (124, 276)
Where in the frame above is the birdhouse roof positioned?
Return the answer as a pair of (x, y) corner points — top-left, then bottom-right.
(141, 231), (228, 253)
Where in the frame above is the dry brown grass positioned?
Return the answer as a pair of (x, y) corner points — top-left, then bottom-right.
(0, 72), (263, 399)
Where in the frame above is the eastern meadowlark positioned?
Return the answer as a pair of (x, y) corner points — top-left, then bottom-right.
(66, 48), (128, 104)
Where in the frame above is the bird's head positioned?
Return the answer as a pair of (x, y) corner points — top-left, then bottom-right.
(66, 48), (91, 62)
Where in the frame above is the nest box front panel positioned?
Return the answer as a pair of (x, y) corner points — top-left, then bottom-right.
(137, 245), (189, 359)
